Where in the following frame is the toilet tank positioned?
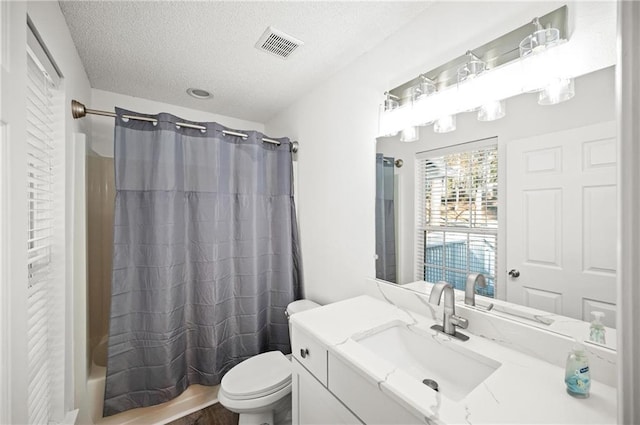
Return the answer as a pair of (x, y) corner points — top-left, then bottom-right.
(286, 299), (320, 317)
(286, 299), (320, 336)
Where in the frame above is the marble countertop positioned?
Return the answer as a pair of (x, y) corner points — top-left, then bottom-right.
(291, 295), (617, 425)
(401, 281), (617, 351)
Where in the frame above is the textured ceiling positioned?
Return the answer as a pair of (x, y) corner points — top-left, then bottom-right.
(59, 1), (433, 123)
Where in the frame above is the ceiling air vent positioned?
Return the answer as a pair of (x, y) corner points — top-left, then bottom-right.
(255, 26), (304, 60)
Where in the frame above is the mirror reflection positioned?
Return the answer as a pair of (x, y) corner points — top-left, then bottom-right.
(375, 66), (617, 339)
(375, 154), (398, 283)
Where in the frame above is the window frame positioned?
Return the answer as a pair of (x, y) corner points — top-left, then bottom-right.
(414, 137), (504, 299)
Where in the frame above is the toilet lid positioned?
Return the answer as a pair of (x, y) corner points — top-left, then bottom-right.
(221, 351), (291, 400)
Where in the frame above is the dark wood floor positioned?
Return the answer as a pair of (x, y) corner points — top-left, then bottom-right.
(166, 403), (238, 425)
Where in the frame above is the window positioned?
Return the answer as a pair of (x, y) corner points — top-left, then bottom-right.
(26, 21), (63, 424)
(415, 139), (498, 297)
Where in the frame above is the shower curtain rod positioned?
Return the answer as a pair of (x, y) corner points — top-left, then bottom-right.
(70, 100), (299, 153)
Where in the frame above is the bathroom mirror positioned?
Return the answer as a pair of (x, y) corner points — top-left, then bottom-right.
(375, 66), (618, 349)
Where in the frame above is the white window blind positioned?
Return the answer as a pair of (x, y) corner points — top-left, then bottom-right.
(26, 30), (60, 425)
(415, 140), (498, 297)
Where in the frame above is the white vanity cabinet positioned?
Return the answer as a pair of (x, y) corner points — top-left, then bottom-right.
(291, 323), (361, 425)
(291, 358), (361, 425)
(291, 322), (423, 425)
(290, 295), (618, 425)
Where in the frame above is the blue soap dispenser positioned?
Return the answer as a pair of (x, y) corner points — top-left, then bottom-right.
(565, 344), (591, 398)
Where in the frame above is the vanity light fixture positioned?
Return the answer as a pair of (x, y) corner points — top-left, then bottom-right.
(408, 75), (438, 128)
(457, 51), (486, 83)
(379, 92), (401, 137)
(457, 51), (489, 114)
(378, 6), (572, 138)
(434, 115), (456, 133)
(519, 17), (560, 57)
(519, 17), (575, 106)
(400, 126), (419, 142)
(478, 99), (506, 121)
(538, 77), (575, 105)
(383, 91), (399, 111)
(412, 75), (437, 102)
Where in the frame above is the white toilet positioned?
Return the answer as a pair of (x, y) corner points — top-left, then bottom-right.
(218, 300), (320, 425)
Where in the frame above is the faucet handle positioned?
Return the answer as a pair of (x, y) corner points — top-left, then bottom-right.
(450, 315), (469, 329)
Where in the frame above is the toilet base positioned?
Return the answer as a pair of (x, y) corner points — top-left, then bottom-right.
(232, 394), (291, 425)
(238, 411), (273, 425)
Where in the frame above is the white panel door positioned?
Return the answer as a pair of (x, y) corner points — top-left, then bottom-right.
(506, 121), (617, 327)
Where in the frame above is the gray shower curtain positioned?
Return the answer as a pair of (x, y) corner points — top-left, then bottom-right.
(375, 154), (396, 283)
(104, 108), (302, 416)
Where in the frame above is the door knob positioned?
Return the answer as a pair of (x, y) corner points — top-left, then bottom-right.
(508, 269), (520, 278)
(300, 348), (309, 358)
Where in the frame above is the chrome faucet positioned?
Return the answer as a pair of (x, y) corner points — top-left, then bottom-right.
(465, 273), (486, 306)
(464, 273), (494, 310)
(428, 281), (469, 341)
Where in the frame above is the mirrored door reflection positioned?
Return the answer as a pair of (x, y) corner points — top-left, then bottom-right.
(375, 153), (397, 283)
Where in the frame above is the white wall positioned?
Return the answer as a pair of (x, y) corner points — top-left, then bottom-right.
(89, 88), (266, 157)
(265, 1), (616, 305)
(378, 66), (616, 286)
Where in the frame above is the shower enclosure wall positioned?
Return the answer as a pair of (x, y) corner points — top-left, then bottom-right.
(86, 153), (114, 423)
(87, 154), (115, 366)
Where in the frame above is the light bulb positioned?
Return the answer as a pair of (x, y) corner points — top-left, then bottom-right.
(434, 115), (456, 133)
(400, 126), (419, 142)
(478, 100), (506, 121)
(378, 105), (398, 137)
(538, 78), (575, 105)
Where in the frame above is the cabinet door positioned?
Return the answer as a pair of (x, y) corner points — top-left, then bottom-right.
(291, 323), (328, 385)
(292, 358), (361, 425)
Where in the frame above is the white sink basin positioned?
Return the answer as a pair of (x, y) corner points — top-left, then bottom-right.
(355, 323), (501, 401)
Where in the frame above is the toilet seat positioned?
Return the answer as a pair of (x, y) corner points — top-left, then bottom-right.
(221, 351), (292, 400)
(218, 382), (291, 414)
